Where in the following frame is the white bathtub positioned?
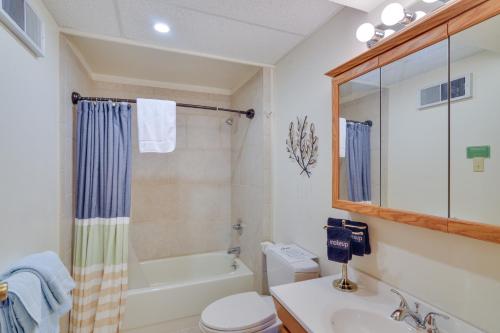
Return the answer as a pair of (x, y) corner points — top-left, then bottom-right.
(122, 251), (254, 331)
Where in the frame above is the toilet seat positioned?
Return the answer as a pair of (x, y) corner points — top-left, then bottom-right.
(200, 292), (279, 333)
(199, 318), (280, 333)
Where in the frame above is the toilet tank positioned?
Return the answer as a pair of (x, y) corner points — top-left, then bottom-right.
(265, 244), (319, 288)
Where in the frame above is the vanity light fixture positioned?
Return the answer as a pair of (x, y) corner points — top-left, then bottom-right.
(381, 3), (415, 26)
(415, 11), (427, 20)
(154, 22), (170, 33)
(384, 29), (396, 38)
(356, 1), (449, 48)
(356, 23), (375, 43)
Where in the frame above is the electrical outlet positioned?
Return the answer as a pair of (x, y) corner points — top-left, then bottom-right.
(473, 158), (484, 172)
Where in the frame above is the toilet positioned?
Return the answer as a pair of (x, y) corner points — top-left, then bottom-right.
(199, 244), (320, 333)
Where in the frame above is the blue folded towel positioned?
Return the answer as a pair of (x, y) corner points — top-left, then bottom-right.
(328, 218), (371, 255)
(0, 251), (75, 333)
(1, 272), (42, 333)
(350, 231), (366, 256)
(327, 226), (352, 263)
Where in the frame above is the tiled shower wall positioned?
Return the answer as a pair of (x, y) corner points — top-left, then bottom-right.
(230, 68), (273, 293)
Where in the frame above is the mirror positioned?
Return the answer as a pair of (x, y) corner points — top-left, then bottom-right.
(380, 40), (449, 217)
(450, 14), (500, 225)
(338, 69), (381, 205)
(331, 1), (500, 243)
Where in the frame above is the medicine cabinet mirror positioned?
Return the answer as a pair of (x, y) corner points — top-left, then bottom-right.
(329, 0), (500, 243)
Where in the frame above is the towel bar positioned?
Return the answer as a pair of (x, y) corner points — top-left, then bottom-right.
(323, 220), (358, 292)
(323, 224), (366, 230)
(0, 282), (7, 301)
(323, 225), (364, 235)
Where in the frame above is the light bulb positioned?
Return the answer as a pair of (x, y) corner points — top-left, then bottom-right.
(415, 11), (426, 20)
(384, 29), (395, 37)
(381, 3), (405, 26)
(422, 0), (438, 3)
(154, 22), (170, 33)
(356, 23), (375, 43)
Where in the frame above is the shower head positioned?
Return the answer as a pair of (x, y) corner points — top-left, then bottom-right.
(225, 118), (234, 126)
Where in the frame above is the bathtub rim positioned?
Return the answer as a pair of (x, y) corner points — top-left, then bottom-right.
(128, 252), (253, 295)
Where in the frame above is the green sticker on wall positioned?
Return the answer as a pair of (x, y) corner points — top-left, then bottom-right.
(467, 146), (490, 159)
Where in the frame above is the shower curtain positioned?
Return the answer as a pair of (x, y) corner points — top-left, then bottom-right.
(346, 122), (371, 202)
(70, 101), (132, 333)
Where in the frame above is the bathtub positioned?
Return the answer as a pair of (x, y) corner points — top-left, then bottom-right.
(122, 251), (254, 331)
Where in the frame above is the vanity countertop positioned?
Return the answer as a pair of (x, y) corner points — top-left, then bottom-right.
(270, 270), (483, 333)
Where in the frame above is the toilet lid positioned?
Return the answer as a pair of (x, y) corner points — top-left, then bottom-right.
(201, 292), (276, 331)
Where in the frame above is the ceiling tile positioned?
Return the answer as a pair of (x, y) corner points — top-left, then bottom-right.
(116, 0), (303, 64)
(166, 0), (343, 35)
(43, 0), (121, 36)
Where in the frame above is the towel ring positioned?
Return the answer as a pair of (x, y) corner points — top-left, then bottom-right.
(0, 282), (7, 301)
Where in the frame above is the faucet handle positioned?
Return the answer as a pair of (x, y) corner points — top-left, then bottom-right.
(423, 312), (450, 333)
(390, 289), (408, 308)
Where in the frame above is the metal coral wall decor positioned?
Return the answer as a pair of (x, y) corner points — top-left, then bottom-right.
(286, 116), (318, 177)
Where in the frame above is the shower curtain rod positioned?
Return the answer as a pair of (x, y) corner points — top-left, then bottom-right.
(71, 92), (255, 119)
(347, 119), (372, 127)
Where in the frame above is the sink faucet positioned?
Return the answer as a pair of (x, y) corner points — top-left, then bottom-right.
(227, 246), (241, 257)
(390, 289), (449, 333)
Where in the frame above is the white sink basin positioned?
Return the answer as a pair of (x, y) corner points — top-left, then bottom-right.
(330, 309), (414, 333)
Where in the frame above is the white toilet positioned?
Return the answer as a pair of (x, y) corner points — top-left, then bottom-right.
(199, 244), (320, 333)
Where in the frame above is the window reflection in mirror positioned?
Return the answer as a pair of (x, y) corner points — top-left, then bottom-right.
(380, 40), (449, 217)
(450, 14), (500, 225)
(339, 69), (381, 205)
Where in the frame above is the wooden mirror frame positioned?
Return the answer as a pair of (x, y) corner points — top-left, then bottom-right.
(327, 0), (500, 244)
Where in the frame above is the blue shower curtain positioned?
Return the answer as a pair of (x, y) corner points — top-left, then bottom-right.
(70, 101), (132, 333)
(346, 122), (371, 202)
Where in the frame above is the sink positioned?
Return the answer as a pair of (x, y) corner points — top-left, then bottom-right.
(330, 309), (415, 333)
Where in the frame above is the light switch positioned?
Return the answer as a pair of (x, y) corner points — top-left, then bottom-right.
(473, 158), (484, 172)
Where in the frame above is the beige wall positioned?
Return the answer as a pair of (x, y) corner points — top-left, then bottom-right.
(0, 0), (61, 269)
(230, 69), (272, 293)
(273, 7), (500, 333)
(58, 36), (96, 270)
(59, 35), (97, 333)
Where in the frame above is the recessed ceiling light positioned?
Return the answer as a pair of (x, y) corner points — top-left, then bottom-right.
(422, 0), (438, 3)
(154, 22), (170, 33)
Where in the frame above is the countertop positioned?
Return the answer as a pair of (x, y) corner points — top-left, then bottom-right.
(270, 269), (483, 333)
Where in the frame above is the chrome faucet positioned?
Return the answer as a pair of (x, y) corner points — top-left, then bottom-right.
(227, 246), (241, 257)
(390, 289), (449, 333)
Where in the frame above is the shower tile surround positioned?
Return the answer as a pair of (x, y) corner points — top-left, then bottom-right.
(231, 69), (273, 293)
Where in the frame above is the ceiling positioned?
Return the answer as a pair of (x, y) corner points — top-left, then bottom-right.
(44, 0), (388, 94)
(43, 0), (353, 66)
(65, 34), (260, 95)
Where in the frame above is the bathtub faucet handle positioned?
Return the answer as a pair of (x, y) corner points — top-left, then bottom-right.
(232, 220), (244, 235)
(227, 246), (241, 257)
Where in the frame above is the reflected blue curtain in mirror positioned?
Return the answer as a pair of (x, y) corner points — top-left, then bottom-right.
(346, 122), (371, 202)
